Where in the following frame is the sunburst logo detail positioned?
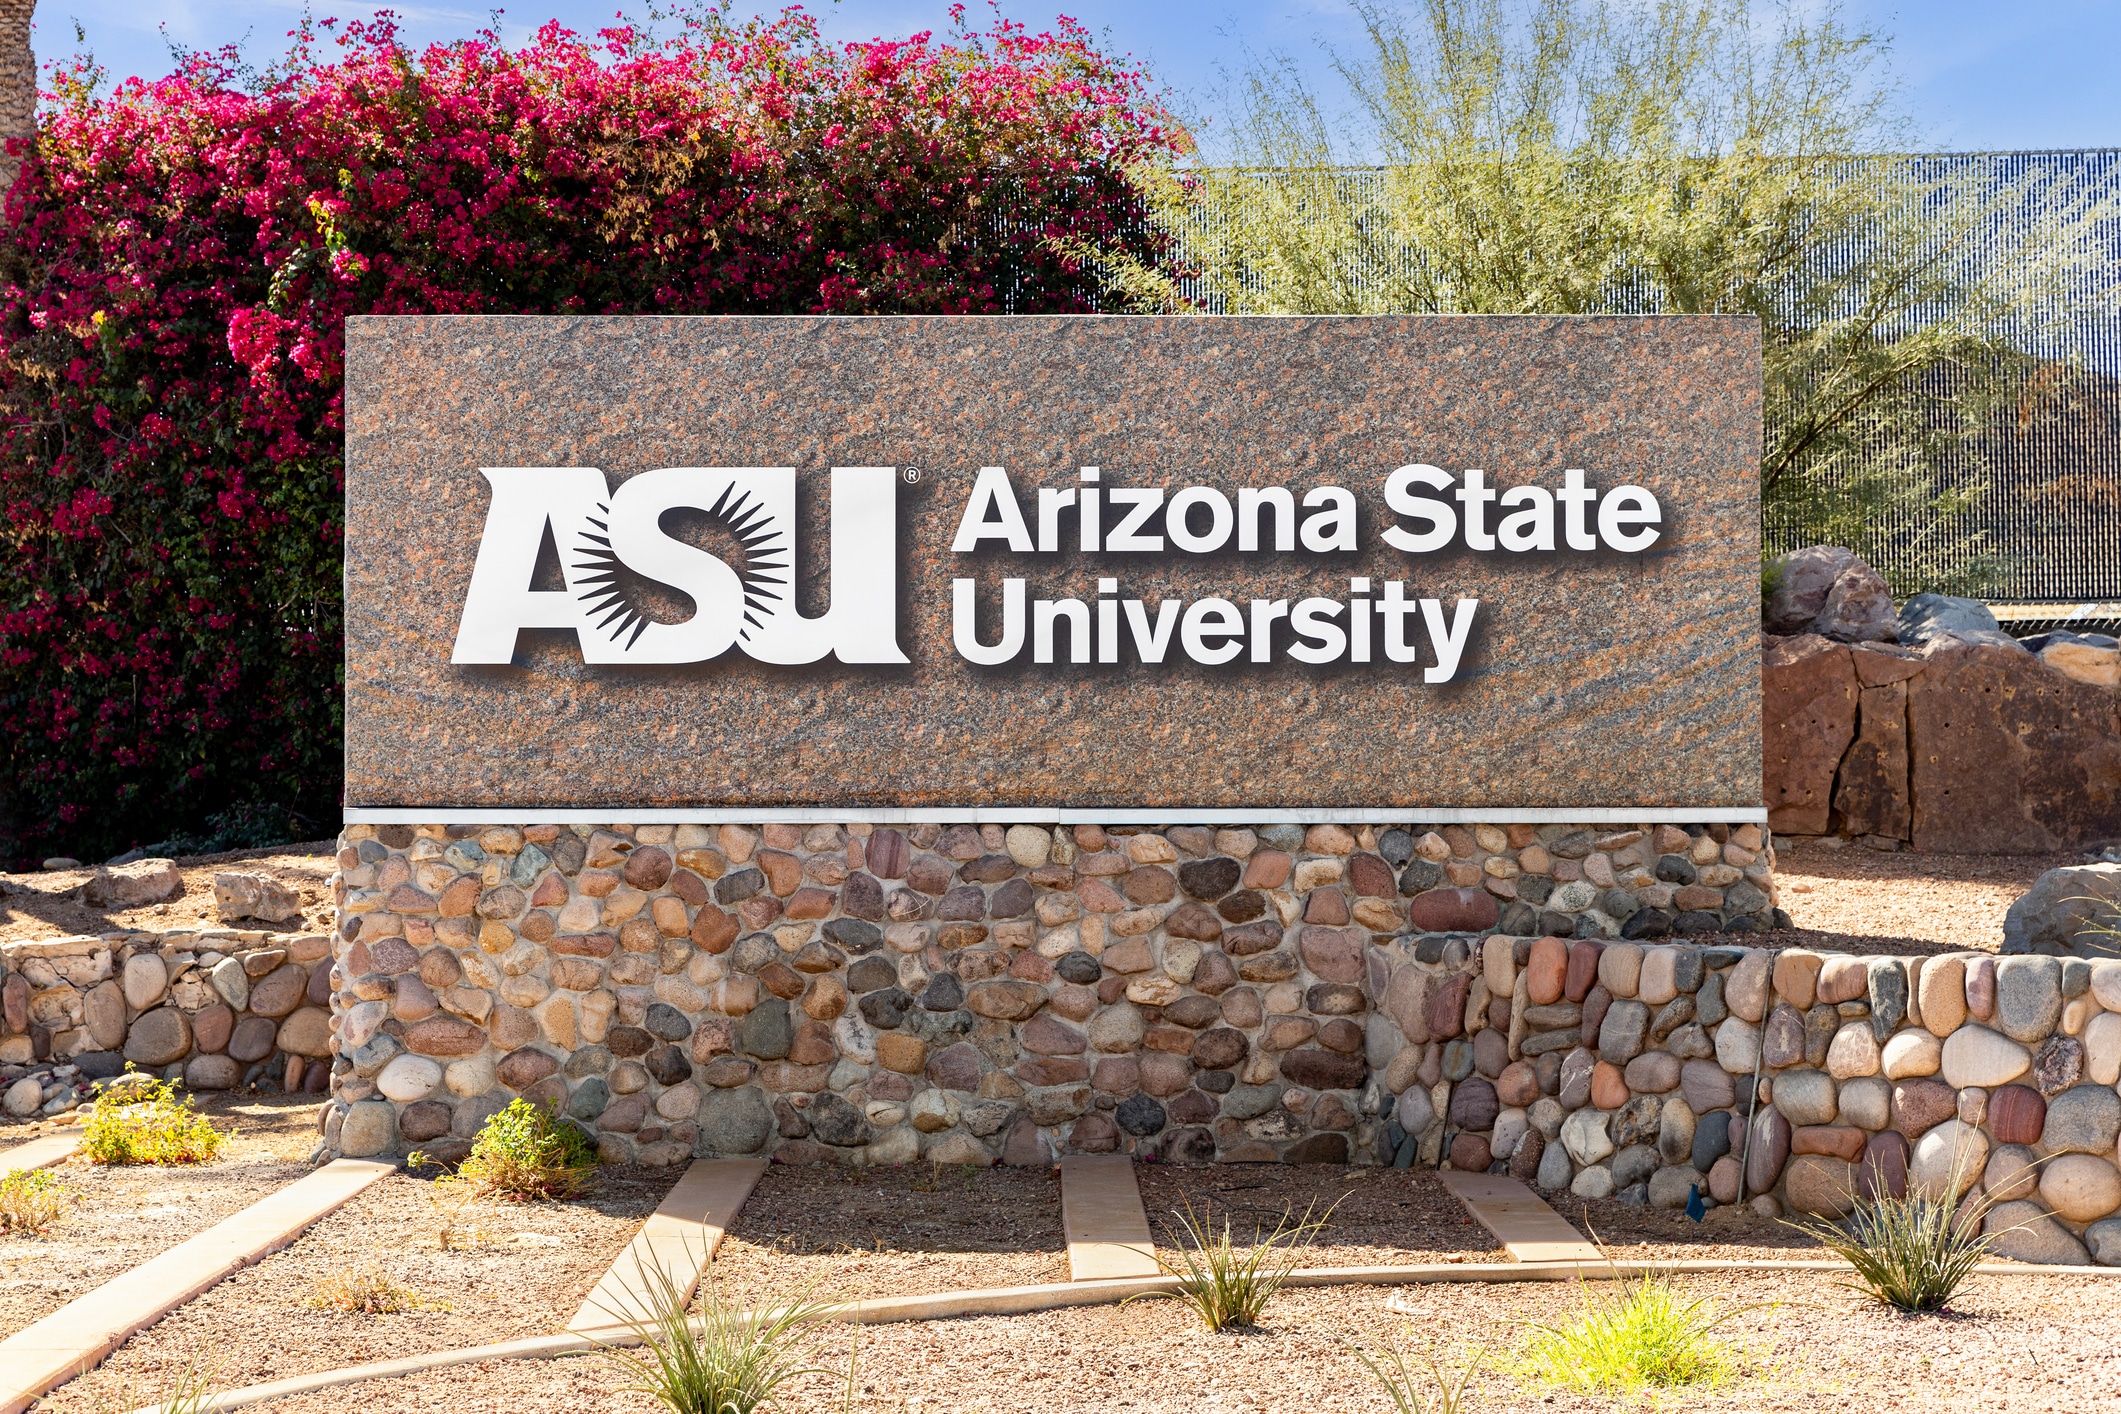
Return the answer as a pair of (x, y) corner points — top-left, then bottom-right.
(570, 484), (790, 649)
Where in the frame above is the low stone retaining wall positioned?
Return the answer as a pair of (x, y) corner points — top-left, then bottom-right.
(0, 929), (337, 1111)
(321, 820), (1776, 1170)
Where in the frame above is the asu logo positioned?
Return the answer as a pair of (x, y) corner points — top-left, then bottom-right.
(450, 466), (908, 665)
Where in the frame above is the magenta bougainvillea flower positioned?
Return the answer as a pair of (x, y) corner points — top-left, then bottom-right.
(0, 6), (1187, 863)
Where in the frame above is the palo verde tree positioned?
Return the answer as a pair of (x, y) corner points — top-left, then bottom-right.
(1110, 0), (2117, 593)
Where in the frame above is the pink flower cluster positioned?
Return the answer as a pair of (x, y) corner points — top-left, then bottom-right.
(0, 7), (1186, 863)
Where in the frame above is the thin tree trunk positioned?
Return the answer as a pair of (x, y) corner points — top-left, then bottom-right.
(0, 0), (33, 202)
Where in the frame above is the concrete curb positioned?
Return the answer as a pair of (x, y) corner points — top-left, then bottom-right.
(1, 1158), (395, 1414)
(145, 1254), (2121, 1413)
(0, 1132), (81, 1174)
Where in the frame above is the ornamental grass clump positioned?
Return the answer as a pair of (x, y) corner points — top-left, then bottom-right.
(588, 1246), (843, 1414)
(1133, 1196), (1332, 1332)
(1518, 1273), (1747, 1394)
(1783, 1160), (2007, 1312)
(79, 1078), (228, 1166)
(306, 1263), (445, 1314)
(0, 1169), (68, 1233)
(1350, 1336), (1488, 1414)
(412, 1098), (596, 1202)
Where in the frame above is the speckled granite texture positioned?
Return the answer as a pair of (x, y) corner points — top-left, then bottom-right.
(344, 316), (1761, 810)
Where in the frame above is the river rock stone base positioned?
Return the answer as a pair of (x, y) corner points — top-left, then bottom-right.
(323, 821), (1775, 1173)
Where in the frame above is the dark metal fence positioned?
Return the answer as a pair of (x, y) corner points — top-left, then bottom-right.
(1131, 152), (2121, 604)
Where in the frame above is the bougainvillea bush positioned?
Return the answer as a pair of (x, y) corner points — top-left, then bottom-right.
(0, 6), (1184, 865)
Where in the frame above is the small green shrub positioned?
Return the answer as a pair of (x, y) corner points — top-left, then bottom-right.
(588, 1244), (841, 1414)
(1783, 1162), (2007, 1311)
(1131, 1196), (1332, 1332)
(412, 1098), (595, 1202)
(1518, 1274), (1747, 1394)
(0, 1168), (67, 1233)
(1351, 1335), (1487, 1413)
(79, 1077), (229, 1166)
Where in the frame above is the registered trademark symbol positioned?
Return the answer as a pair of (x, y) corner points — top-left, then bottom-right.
(902, 466), (921, 485)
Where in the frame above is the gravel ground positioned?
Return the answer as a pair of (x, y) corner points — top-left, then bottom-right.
(0, 842), (338, 944)
(1136, 1165), (1501, 1268)
(1765, 838), (2076, 955)
(39, 1163), (686, 1413)
(0, 1149), (308, 1337)
(710, 1163), (1070, 1301)
(208, 1269), (2121, 1414)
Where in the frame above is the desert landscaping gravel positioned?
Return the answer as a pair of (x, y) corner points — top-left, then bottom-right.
(188, 1269), (2121, 1413)
(0, 1150), (305, 1337)
(710, 1162), (1070, 1300)
(38, 1163), (685, 1413)
(0, 842), (338, 945)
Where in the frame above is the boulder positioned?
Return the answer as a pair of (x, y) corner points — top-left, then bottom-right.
(1985, 1200), (2091, 1266)
(1882, 1030), (1942, 1079)
(2004, 865), (2121, 957)
(1908, 638), (2121, 853)
(1909, 1119), (1988, 1199)
(1897, 593), (1998, 643)
(84, 858), (183, 908)
(1784, 1154), (1859, 1218)
(213, 871), (303, 924)
(2041, 1154), (2121, 1223)
(1762, 635), (1858, 835)
(1859, 1130), (1911, 1200)
(1939, 1026), (2031, 1089)
(1560, 1107), (1613, 1166)
(1837, 1075), (1890, 1131)
(183, 1054), (240, 1091)
(2087, 1217), (2121, 1267)
(1983, 1143), (2041, 1203)
(2041, 1084), (2121, 1155)
(338, 1100), (398, 1158)
(1773, 1069), (1838, 1128)
(122, 1006), (191, 1067)
(2043, 638), (2121, 689)
(1919, 955), (1967, 1037)
(1994, 956), (2064, 1042)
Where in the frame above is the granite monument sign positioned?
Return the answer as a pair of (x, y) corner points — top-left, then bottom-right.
(344, 315), (1761, 818)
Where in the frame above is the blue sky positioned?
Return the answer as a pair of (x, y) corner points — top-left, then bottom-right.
(33, 0), (2121, 151)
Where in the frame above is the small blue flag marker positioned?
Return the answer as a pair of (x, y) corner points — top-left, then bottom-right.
(1685, 1184), (1706, 1223)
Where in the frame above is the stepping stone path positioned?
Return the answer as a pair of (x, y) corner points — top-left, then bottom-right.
(0, 1158), (393, 1414)
(0, 1133), (81, 1175)
(1059, 1155), (1161, 1281)
(1437, 1171), (1605, 1264)
(568, 1158), (767, 1333)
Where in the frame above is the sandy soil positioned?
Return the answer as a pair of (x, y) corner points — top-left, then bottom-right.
(710, 1163), (1070, 1302)
(0, 843), (339, 944)
(205, 1269), (2121, 1413)
(0, 1092), (323, 1337)
(39, 1163), (686, 1413)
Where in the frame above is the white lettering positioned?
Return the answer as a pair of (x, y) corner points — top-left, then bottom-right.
(1287, 597), (1347, 663)
(1237, 487), (1295, 551)
(1106, 488), (1166, 552)
(953, 577), (1025, 664)
(1166, 487), (1234, 553)
(1382, 465), (1455, 552)
(1598, 486), (1662, 551)
(1037, 486), (1076, 552)
(1123, 598), (1181, 662)
(1248, 598), (1289, 662)
(1421, 597), (1479, 683)
(1454, 470), (1497, 552)
(1559, 469), (1598, 551)
(1299, 487), (1357, 552)
(1034, 598), (1091, 664)
(952, 466), (1033, 552)
(1180, 597), (1245, 664)
(1497, 485), (1555, 552)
